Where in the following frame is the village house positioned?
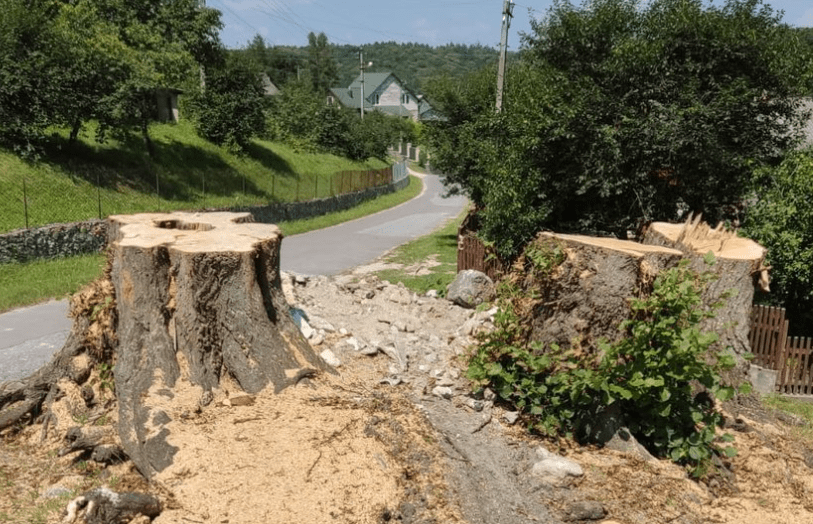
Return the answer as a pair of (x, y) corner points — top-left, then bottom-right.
(328, 72), (440, 121)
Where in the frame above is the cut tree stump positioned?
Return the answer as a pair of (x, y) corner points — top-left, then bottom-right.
(526, 232), (684, 351)
(643, 215), (769, 361)
(107, 211), (332, 479)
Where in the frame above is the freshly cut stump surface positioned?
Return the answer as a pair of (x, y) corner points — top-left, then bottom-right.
(107, 212), (331, 479)
(643, 216), (769, 360)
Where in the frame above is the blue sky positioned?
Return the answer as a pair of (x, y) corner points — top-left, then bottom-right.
(211, 1), (813, 50)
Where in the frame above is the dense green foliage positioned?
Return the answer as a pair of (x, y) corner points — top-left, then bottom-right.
(425, 0), (813, 259)
(742, 149), (813, 334)
(0, 0), (222, 157)
(186, 54), (267, 152)
(307, 32), (340, 93)
(468, 253), (739, 476)
(265, 79), (415, 160)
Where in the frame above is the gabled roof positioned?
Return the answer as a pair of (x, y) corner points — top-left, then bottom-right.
(348, 72), (396, 92)
(328, 87), (373, 110)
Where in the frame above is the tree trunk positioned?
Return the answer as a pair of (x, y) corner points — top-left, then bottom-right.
(107, 211), (332, 479)
(525, 232), (685, 352)
(642, 215), (769, 361)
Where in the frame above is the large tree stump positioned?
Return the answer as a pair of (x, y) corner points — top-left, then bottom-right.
(107, 211), (331, 479)
(526, 232), (684, 351)
(643, 215), (769, 360)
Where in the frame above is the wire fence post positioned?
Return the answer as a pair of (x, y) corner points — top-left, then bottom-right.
(23, 177), (29, 229)
(97, 171), (102, 219)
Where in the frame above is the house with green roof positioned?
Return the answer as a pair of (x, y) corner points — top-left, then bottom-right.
(327, 72), (440, 121)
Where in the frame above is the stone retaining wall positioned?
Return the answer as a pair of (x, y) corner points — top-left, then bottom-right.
(0, 175), (410, 264)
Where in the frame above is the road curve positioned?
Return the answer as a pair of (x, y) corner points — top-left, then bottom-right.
(0, 171), (467, 383)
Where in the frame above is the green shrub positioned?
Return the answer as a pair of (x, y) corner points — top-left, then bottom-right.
(742, 148), (813, 334)
(467, 255), (739, 476)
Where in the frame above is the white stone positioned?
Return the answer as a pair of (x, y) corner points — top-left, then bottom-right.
(432, 386), (453, 400)
(320, 349), (341, 367)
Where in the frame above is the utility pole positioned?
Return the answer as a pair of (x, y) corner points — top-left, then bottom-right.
(359, 50), (372, 120)
(496, 0), (514, 113)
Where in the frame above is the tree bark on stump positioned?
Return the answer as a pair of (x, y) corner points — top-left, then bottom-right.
(526, 232), (684, 351)
(107, 211), (332, 479)
(642, 215), (769, 360)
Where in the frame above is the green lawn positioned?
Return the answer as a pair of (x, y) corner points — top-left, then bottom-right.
(0, 176), (422, 313)
(0, 121), (388, 233)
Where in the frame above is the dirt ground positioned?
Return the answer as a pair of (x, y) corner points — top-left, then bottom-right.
(3, 261), (813, 524)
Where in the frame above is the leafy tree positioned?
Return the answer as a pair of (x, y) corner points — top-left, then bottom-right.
(306, 32), (339, 93)
(186, 53), (266, 152)
(0, 0), (63, 154)
(0, 0), (222, 157)
(425, 0), (813, 258)
(742, 149), (813, 334)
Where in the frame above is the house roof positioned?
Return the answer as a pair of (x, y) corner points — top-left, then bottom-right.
(328, 87), (373, 110)
(348, 72), (396, 92)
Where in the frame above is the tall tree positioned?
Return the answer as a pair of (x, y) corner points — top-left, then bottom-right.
(425, 0), (813, 258)
(306, 32), (338, 92)
(0, 0), (223, 157)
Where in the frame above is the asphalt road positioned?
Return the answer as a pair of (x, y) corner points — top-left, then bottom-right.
(0, 172), (466, 384)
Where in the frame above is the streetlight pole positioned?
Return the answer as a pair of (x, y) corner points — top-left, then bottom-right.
(496, 0), (514, 113)
(359, 49), (372, 120)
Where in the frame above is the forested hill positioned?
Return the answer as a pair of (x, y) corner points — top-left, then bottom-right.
(332, 42), (500, 90)
(257, 41), (501, 92)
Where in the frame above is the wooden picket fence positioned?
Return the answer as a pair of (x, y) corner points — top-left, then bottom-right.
(749, 305), (813, 395)
(457, 211), (503, 280)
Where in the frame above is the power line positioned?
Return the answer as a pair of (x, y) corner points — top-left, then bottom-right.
(210, 0), (265, 41)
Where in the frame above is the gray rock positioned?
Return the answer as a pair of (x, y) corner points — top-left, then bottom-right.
(530, 447), (584, 486)
(432, 386), (454, 400)
(605, 427), (655, 461)
(564, 500), (606, 521)
(465, 398), (485, 412)
(310, 333), (325, 346)
(447, 270), (496, 309)
(380, 376), (403, 387)
(425, 289), (439, 298)
(584, 405), (655, 461)
(320, 349), (341, 367)
(360, 345), (380, 356)
(502, 411), (520, 425)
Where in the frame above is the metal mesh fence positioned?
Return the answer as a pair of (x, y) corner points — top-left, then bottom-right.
(0, 161), (407, 234)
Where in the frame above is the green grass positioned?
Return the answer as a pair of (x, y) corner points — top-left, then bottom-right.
(0, 253), (107, 312)
(0, 120), (388, 233)
(0, 176), (423, 313)
(373, 207), (468, 296)
(762, 394), (813, 441)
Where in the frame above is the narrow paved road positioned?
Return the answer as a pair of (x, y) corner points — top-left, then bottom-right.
(0, 172), (466, 383)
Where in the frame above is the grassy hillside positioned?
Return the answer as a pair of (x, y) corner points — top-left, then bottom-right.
(0, 121), (388, 233)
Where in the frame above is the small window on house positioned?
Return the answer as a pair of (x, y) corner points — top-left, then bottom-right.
(327, 95), (334, 105)
(373, 94), (380, 104)
(402, 93), (410, 104)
